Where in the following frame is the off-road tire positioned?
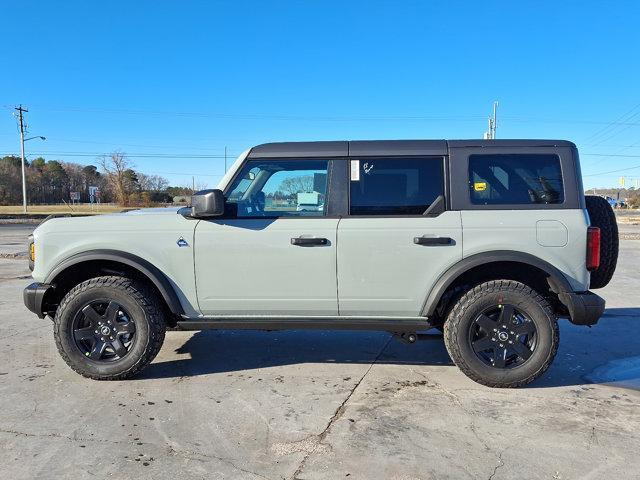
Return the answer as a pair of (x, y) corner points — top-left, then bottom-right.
(585, 195), (618, 289)
(443, 280), (559, 388)
(54, 276), (166, 380)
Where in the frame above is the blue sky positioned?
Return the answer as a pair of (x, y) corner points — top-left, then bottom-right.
(1, 0), (639, 189)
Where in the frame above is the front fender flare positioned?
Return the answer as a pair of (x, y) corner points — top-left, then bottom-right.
(44, 249), (184, 315)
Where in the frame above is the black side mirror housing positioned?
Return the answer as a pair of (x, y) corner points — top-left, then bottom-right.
(191, 189), (225, 218)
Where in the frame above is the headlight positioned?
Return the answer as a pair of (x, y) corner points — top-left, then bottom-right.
(28, 235), (35, 271)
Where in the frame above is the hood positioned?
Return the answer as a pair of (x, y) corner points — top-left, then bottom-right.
(34, 206), (189, 237)
(119, 206), (184, 215)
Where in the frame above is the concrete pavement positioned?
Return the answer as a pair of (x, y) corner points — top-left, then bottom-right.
(0, 226), (639, 479)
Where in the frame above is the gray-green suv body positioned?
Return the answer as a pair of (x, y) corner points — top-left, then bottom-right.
(23, 139), (617, 387)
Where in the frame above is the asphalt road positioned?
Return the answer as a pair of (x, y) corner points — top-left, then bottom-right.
(0, 225), (639, 479)
(0, 223), (35, 257)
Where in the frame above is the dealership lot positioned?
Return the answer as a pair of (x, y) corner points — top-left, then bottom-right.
(1, 223), (639, 479)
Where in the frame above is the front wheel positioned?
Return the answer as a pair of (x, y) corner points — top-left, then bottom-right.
(54, 276), (166, 380)
(443, 280), (559, 388)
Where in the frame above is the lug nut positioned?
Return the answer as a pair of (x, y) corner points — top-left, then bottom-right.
(499, 343), (504, 347)
(493, 328), (497, 332)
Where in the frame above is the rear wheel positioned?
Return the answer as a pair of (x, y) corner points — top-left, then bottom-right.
(585, 195), (618, 289)
(54, 276), (166, 380)
(443, 280), (558, 388)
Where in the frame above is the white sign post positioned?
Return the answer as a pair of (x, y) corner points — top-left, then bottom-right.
(88, 186), (100, 211)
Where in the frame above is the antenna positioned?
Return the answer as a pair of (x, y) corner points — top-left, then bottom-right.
(483, 101), (499, 139)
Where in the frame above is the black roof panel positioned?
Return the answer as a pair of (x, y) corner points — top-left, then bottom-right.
(447, 139), (576, 148)
(248, 141), (348, 158)
(247, 139), (575, 158)
(350, 140), (447, 156)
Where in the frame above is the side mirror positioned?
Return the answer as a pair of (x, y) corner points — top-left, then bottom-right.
(191, 189), (225, 218)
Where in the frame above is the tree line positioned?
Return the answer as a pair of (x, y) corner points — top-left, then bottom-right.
(0, 152), (196, 206)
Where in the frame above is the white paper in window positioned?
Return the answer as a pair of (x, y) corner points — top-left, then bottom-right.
(350, 160), (360, 181)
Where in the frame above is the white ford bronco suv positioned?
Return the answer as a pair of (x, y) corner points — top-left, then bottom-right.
(23, 140), (618, 387)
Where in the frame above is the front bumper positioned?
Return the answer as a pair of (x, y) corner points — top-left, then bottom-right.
(23, 282), (52, 319)
(559, 291), (605, 326)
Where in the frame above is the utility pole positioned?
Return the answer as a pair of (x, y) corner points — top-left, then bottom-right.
(15, 105), (28, 213)
(224, 146), (227, 173)
(483, 101), (499, 139)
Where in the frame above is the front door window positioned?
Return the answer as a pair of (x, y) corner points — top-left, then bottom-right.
(226, 159), (329, 217)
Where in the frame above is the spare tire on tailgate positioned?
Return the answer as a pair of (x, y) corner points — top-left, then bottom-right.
(585, 195), (618, 289)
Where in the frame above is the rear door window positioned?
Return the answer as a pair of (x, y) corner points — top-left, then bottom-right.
(468, 154), (564, 205)
(349, 157), (444, 215)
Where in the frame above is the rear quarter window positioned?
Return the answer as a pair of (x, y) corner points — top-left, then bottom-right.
(468, 154), (564, 205)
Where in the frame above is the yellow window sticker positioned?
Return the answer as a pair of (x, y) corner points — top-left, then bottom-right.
(474, 182), (487, 192)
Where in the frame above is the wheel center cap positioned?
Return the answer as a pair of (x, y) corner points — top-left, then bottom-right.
(100, 326), (111, 335)
(498, 331), (509, 342)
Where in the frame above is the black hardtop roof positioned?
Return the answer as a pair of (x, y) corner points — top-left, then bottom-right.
(247, 139), (576, 158)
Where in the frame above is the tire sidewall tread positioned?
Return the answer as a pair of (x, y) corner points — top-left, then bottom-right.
(585, 195), (619, 289)
(53, 275), (166, 381)
(443, 280), (559, 388)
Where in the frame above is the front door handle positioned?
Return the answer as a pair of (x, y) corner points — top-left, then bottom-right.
(291, 237), (329, 246)
(414, 236), (454, 246)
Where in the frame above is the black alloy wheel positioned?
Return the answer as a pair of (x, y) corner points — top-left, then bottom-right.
(469, 304), (537, 369)
(72, 300), (137, 361)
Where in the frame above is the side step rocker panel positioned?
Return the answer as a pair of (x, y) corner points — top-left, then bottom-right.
(176, 316), (432, 332)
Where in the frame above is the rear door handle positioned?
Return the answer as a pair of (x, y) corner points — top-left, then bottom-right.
(413, 236), (453, 246)
(291, 237), (329, 246)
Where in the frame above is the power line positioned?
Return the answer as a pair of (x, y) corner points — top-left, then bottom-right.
(12, 101), (640, 133)
(11, 149), (640, 159)
(38, 136), (236, 151)
(581, 153), (640, 158)
(588, 110), (640, 147)
(11, 100), (640, 127)
(583, 163), (640, 177)
(10, 104), (490, 121)
(581, 103), (640, 144)
(1, 150), (238, 159)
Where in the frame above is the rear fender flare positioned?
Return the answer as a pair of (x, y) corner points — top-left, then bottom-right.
(421, 251), (573, 317)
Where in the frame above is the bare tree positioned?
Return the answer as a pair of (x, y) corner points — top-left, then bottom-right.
(138, 173), (169, 192)
(100, 151), (133, 205)
(185, 181), (208, 194)
(279, 175), (314, 198)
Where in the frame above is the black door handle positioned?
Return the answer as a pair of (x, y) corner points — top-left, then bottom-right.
(413, 236), (453, 246)
(291, 237), (329, 246)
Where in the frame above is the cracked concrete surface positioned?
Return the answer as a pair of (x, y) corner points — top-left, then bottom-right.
(1, 224), (640, 479)
(289, 337), (393, 480)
